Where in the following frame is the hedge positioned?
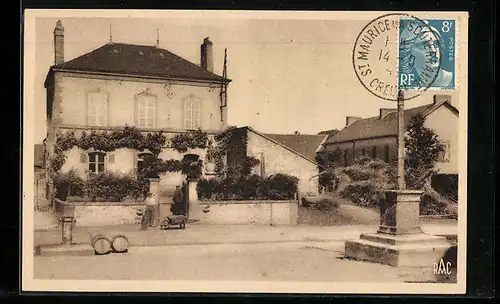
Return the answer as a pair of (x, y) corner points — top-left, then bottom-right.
(197, 173), (299, 201)
(54, 170), (149, 202)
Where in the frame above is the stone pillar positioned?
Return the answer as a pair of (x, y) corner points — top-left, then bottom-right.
(61, 217), (74, 245)
(60, 205), (75, 246)
(149, 177), (161, 225)
(187, 178), (200, 221)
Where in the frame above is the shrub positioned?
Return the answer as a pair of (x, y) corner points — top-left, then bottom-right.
(301, 196), (339, 211)
(431, 174), (458, 201)
(342, 166), (371, 181)
(318, 170), (337, 192)
(86, 171), (148, 202)
(339, 180), (380, 208)
(197, 173), (299, 200)
(197, 178), (218, 200)
(420, 193), (448, 216)
(238, 174), (263, 200)
(53, 169), (85, 200)
(258, 174), (299, 200)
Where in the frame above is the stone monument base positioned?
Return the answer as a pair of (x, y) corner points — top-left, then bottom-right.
(345, 232), (452, 282)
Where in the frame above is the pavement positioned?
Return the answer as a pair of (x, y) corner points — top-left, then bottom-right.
(34, 241), (404, 282)
(33, 220), (458, 283)
(34, 219), (458, 249)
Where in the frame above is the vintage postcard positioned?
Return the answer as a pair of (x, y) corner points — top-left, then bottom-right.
(22, 9), (468, 294)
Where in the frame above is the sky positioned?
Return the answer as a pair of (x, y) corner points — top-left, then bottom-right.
(32, 15), (458, 144)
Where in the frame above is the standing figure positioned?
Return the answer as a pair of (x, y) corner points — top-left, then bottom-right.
(172, 185), (185, 216)
(143, 192), (158, 229)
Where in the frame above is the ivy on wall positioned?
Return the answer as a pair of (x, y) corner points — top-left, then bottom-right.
(212, 126), (260, 179)
(51, 126), (209, 179)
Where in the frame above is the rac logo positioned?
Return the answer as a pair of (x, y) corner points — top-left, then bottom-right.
(433, 258), (452, 275)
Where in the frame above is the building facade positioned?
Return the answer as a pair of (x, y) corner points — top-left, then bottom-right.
(229, 127), (326, 196)
(321, 94), (459, 176)
(44, 21), (231, 204)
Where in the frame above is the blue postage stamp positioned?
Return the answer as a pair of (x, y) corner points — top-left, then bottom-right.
(398, 19), (456, 91)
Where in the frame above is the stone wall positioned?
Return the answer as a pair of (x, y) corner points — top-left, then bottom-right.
(54, 200), (173, 227)
(197, 200), (299, 225)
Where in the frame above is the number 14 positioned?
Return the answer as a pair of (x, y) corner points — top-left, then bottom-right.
(379, 49), (390, 62)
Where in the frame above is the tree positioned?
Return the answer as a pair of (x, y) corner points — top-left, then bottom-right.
(315, 147), (342, 192)
(404, 114), (443, 189)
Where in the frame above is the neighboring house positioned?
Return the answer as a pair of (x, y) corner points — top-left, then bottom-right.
(34, 144), (47, 209)
(44, 21), (231, 203)
(322, 94), (459, 176)
(227, 126), (327, 196)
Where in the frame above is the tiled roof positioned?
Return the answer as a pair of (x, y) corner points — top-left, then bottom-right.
(34, 144), (45, 168)
(52, 43), (230, 83)
(263, 133), (327, 162)
(324, 100), (458, 145)
(318, 129), (340, 136)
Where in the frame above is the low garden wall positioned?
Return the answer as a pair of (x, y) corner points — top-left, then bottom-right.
(54, 199), (173, 227)
(197, 200), (299, 225)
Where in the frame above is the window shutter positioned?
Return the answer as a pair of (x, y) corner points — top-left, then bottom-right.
(80, 153), (88, 163)
(132, 151), (138, 174)
(194, 100), (201, 128)
(108, 153), (115, 165)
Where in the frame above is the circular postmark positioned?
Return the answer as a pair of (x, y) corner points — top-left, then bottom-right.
(352, 13), (443, 101)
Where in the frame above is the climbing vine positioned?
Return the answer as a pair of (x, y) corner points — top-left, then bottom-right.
(170, 128), (208, 153)
(212, 126), (260, 178)
(51, 126), (209, 179)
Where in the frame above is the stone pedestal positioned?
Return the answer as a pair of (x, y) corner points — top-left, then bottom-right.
(344, 190), (452, 281)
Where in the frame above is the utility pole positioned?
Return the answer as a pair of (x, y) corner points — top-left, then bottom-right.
(397, 90), (406, 190)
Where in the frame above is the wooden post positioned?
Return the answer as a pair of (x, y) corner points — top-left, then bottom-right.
(397, 90), (406, 190)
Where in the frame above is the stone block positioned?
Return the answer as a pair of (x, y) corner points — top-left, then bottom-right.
(345, 233), (451, 268)
(35, 244), (95, 257)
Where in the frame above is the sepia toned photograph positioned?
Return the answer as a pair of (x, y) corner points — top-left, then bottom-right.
(22, 10), (468, 294)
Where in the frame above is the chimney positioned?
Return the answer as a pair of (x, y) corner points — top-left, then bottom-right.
(346, 116), (361, 127)
(53, 20), (65, 65)
(200, 37), (213, 72)
(379, 108), (396, 119)
(433, 94), (452, 105)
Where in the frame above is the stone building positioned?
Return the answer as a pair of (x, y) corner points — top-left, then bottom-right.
(44, 21), (231, 205)
(320, 94), (459, 180)
(226, 126), (327, 196)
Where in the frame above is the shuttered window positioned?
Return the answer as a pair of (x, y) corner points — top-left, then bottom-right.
(136, 94), (157, 128)
(183, 96), (201, 130)
(87, 92), (108, 126)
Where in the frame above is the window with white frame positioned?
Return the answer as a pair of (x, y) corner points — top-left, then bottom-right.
(87, 92), (108, 126)
(183, 95), (201, 130)
(437, 142), (451, 163)
(88, 152), (106, 174)
(136, 93), (157, 128)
